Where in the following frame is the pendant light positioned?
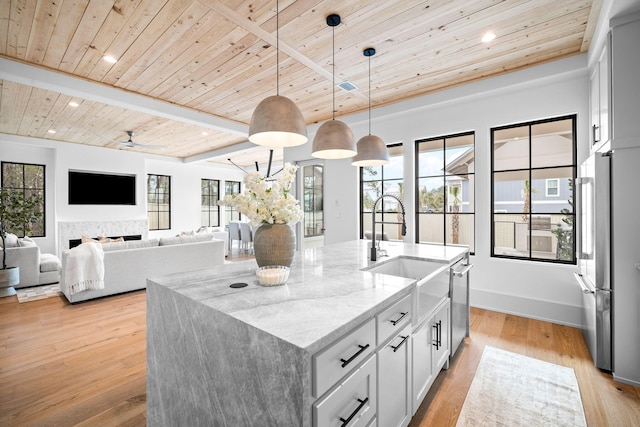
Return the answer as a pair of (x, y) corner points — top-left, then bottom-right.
(248, 0), (307, 148)
(311, 14), (356, 159)
(352, 48), (389, 166)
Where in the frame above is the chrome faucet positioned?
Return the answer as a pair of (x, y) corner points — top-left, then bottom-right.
(370, 194), (407, 261)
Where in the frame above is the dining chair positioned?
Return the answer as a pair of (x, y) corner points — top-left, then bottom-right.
(228, 221), (241, 253)
(239, 222), (253, 254)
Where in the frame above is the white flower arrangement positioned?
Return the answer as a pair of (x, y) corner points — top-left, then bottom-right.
(219, 163), (304, 226)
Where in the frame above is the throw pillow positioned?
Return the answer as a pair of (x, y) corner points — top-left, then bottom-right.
(159, 234), (213, 246)
(101, 239), (160, 252)
(18, 236), (37, 248)
(81, 235), (99, 244)
(2, 233), (19, 247)
(95, 236), (125, 244)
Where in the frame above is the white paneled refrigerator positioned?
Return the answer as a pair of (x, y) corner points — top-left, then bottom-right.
(574, 151), (612, 371)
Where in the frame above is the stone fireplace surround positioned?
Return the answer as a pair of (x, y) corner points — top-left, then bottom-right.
(58, 219), (149, 256)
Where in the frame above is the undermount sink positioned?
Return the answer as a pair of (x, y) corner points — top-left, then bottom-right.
(362, 256), (448, 281)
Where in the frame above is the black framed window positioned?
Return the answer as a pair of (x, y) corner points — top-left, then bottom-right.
(147, 174), (171, 231)
(491, 115), (576, 263)
(303, 165), (324, 237)
(1, 162), (45, 237)
(359, 143), (404, 241)
(415, 132), (475, 253)
(224, 180), (241, 223)
(201, 179), (220, 227)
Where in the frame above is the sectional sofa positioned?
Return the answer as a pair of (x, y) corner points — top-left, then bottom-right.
(60, 234), (225, 303)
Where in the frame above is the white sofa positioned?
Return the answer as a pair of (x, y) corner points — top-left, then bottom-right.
(195, 227), (229, 256)
(60, 234), (225, 303)
(0, 235), (61, 288)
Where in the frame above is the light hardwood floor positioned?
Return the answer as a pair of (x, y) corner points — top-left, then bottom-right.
(1, 287), (639, 426)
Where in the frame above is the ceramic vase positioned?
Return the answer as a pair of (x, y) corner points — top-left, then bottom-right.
(253, 223), (295, 267)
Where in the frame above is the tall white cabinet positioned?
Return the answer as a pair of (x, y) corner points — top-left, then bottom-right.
(589, 10), (640, 386)
(610, 12), (640, 387)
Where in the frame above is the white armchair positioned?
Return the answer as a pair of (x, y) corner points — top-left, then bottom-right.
(1, 240), (61, 288)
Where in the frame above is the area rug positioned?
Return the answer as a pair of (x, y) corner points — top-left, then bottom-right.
(456, 346), (587, 426)
(16, 283), (62, 303)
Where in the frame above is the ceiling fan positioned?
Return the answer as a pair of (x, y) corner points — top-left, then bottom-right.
(119, 131), (167, 150)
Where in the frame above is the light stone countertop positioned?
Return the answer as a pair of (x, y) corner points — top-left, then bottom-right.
(147, 239), (469, 354)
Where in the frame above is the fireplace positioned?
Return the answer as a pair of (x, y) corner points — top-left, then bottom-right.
(58, 219), (149, 256)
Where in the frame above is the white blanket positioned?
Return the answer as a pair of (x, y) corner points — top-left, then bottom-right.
(65, 243), (105, 295)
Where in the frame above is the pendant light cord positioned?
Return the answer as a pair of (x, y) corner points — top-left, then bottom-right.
(368, 53), (371, 135)
(332, 24), (335, 120)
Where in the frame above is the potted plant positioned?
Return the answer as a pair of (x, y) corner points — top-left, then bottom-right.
(0, 187), (42, 295)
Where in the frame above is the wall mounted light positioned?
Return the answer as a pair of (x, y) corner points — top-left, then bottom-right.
(248, 0), (307, 148)
(311, 14), (356, 159)
(352, 48), (389, 166)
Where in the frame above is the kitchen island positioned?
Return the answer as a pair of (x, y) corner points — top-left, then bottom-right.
(147, 240), (470, 427)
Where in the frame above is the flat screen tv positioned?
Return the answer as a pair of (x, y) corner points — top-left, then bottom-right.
(68, 170), (136, 205)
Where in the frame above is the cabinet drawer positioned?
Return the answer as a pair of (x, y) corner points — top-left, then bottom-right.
(313, 318), (376, 398)
(376, 294), (411, 345)
(313, 354), (377, 427)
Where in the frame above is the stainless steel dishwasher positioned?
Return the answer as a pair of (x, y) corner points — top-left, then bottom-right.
(449, 255), (473, 358)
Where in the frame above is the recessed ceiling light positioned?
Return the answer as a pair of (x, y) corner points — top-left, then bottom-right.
(48, 129), (56, 134)
(482, 32), (496, 43)
(202, 132), (208, 136)
(103, 55), (118, 63)
(68, 101), (79, 107)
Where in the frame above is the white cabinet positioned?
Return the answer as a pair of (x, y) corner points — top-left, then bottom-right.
(610, 14), (640, 147)
(410, 315), (434, 412)
(313, 355), (377, 427)
(375, 294), (412, 427)
(377, 323), (412, 427)
(589, 34), (610, 152)
(432, 299), (450, 371)
(312, 259), (464, 426)
(411, 298), (450, 414)
(312, 295), (410, 427)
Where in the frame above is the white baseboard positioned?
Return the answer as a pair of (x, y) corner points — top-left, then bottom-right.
(470, 289), (582, 328)
(613, 374), (640, 387)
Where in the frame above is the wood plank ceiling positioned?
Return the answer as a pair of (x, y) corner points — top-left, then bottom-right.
(0, 0), (601, 167)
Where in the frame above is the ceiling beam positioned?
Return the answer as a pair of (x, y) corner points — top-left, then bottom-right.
(201, 0), (368, 102)
(0, 57), (249, 137)
(184, 140), (258, 164)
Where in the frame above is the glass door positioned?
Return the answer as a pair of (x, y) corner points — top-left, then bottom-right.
(298, 161), (325, 250)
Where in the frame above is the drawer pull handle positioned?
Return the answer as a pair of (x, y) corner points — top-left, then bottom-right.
(389, 311), (408, 326)
(432, 320), (442, 349)
(391, 335), (409, 352)
(339, 397), (369, 426)
(340, 344), (370, 368)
